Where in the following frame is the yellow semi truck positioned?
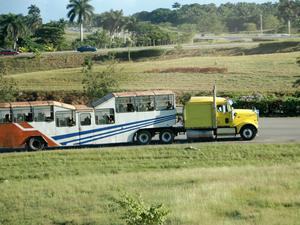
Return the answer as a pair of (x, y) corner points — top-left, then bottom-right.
(184, 96), (259, 140)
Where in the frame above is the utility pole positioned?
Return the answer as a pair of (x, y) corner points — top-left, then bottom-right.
(260, 14), (263, 34)
(288, 20), (291, 35)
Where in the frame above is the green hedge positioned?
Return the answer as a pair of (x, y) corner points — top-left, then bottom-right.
(233, 97), (300, 117)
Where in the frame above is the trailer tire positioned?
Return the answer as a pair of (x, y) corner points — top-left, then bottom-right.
(136, 130), (152, 145)
(240, 125), (257, 141)
(27, 137), (46, 151)
(159, 129), (174, 144)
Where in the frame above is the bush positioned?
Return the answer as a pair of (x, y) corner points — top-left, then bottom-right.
(118, 194), (169, 225)
(82, 58), (119, 100)
(0, 75), (18, 102)
(233, 96), (300, 117)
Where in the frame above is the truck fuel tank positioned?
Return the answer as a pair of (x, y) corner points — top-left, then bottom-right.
(186, 129), (214, 139)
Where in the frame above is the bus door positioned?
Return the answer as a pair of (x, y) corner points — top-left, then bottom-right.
(78, 112), (93, 145)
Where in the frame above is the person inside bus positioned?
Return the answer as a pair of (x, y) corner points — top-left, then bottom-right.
(4, 114), (11, 123)
(146, 102), (154, 111)
(67, 117), (75, 126)
(127, 103), (134, 112)
(109, 115), (115, 124)
(166, 101), (173, 110)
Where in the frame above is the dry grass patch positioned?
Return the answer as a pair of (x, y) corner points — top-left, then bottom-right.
(145, 67), (228, 74)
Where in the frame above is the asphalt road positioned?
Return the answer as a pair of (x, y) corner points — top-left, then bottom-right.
(0, 118), (298, 153)
(173, 117), (300, 144)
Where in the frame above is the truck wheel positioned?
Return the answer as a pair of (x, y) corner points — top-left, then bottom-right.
(240, 125), (257, 141)
(159, 129), (174, 144)
(136, 130), (152, 145)
(27, 137), (46, 151)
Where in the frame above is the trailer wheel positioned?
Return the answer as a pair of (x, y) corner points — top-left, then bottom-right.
(159, 129), (174, 144)
(240, 125), (257, 141)
(27, 137), (46, 151)
(136, 130), (152, 145)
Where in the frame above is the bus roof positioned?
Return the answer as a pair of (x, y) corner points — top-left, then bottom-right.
(189, 97), (227, 104)
(113, 90), (174, 97)
(92, 90), (175, 107)
(0, 101), (76, 110)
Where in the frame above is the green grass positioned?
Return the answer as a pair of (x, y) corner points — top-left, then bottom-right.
(10, 51), (300, 95)
(0, 143), (300, 225)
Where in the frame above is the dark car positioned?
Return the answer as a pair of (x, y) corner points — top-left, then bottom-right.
(0, 49), (19, 56)
(77, 46), (97, 52)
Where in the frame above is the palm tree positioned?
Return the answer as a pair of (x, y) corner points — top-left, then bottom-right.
(66, 0), (94, 42)
(0, 13), (26, 49)
(26, 4), (42, 33)
(100, 10), (126, 36)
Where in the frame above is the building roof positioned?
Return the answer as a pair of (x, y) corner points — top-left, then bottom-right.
(189, 97), (227, 104)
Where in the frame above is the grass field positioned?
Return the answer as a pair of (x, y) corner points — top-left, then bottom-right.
(10, 51), (300, 95)
(0, 143), (300, 225)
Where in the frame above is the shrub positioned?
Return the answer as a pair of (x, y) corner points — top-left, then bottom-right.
(118, 194), (169, 225)
(82, 58), (119, 100)
(0, 75), (18, 102)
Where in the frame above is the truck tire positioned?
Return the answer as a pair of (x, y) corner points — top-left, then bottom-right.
(136, 130), (152, 145)
(240, 125), (257, 141)
(27, 137), (46, 151)
(159, 129), (174, 144)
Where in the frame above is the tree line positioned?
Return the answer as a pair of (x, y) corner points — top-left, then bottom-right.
(133, 1), (300, 33)
(0, 0), (300, 51)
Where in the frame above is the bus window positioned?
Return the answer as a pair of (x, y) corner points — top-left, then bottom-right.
(56, 111), (75, 127)
(12, 107), (33, 122)
(95, 109), (115, 125)
(155, 95), (174, 111)
(136, 96), (155, 112)
(33, 106), (54, 122)
(0, 109), (11, 123)
(80, 113), (91, 126)
(116, 97), (135, 113)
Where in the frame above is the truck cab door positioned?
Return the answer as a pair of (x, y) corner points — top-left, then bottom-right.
(217, 104), (231, 127)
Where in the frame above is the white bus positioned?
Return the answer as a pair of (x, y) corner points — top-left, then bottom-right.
(0, 91), (177, 150)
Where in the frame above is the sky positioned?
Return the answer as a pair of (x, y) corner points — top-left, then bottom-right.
(0, 0), (275, 22)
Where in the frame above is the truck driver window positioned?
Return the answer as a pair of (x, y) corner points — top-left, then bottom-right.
(33, 106), (54, 122)
(56, 111), (75, 127)
(95, 109), (115, 125)
(12, 107), (33, 122)
(155, 95), (174, 111)
(116, 97), (135, 113)
(0, 109), (11, 123)
(217, 105), (227, 113)
(136, 96), (155, 112)
(80, 113), (91, 126)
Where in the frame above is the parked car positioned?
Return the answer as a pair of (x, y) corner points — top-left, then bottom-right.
(0, 49), (19, 56)
(77, 46), (97, 52)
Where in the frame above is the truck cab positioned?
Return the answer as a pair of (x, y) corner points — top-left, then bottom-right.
(184, 97), (259, 140)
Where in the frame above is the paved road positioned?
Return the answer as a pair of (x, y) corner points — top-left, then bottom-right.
(173, 117), (300, 144)
(1, 41), (259, 59)
(254, 117), (300, 143)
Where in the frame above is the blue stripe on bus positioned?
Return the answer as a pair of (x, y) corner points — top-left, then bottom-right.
(60, 116), (174, 146)
(53, 114), (175, 141)
(78, 116), (175, 145)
